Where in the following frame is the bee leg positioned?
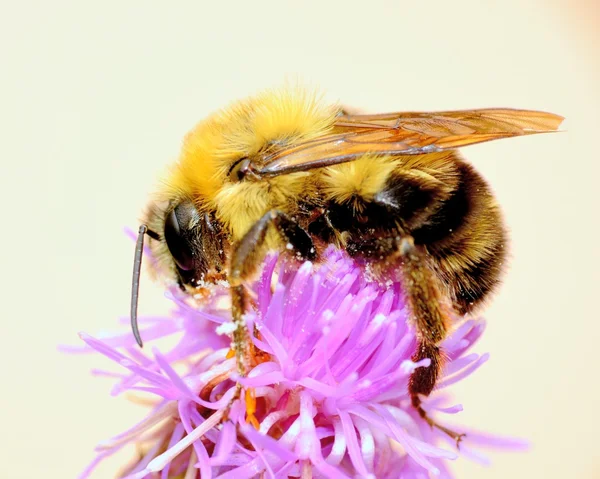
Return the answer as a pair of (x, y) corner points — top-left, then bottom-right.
(225, 210), (316, 427)
(399, 236), (465, 447)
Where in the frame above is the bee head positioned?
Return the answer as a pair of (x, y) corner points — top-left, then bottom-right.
(130, 199), (226, 347)
(162, 200), (226, 286)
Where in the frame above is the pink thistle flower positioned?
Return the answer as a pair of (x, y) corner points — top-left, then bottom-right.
(70, 247), (526, 479)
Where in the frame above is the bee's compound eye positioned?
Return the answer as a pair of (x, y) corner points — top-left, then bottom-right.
(164, 203), (196, 271)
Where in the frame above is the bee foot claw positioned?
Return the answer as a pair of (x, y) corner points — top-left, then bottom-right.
(420, 407), (466, 448)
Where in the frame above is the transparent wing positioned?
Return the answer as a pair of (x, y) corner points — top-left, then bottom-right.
(256, 108), (564, 176)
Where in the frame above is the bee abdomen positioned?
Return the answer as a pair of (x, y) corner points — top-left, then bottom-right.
(414, 161), (507, 314)
(436, 237), (505, 314)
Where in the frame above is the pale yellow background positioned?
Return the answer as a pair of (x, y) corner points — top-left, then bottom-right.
(2, 1), (599, 478)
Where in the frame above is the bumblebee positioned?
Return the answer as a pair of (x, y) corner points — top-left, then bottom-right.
(131, 86), (562, 437)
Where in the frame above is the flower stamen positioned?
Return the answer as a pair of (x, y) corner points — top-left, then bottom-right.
(245, 387), (260, 430)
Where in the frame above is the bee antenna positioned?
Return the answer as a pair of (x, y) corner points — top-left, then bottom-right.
(131, 224), (156, 348)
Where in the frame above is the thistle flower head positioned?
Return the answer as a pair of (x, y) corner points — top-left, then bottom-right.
(72, 246), (525, 479)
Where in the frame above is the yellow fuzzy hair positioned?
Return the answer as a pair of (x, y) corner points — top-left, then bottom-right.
(321, 151), (459, 212)
(159, 85), (338, 240)
(321, 155), (400, 209)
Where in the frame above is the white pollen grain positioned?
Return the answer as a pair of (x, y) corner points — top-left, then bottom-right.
(216, 322), (237, 336)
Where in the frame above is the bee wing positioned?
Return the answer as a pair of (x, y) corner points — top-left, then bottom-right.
(256, 109), (564, 176)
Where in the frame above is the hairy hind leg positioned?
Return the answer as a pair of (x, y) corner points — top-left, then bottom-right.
(399, 237), (465, 445)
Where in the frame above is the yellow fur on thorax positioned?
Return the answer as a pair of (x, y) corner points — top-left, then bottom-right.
(321, 155), (399, 208)
(214, 172), (313, 241)
(320, 152), (460, 209)
(160, 85), (338, 239)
